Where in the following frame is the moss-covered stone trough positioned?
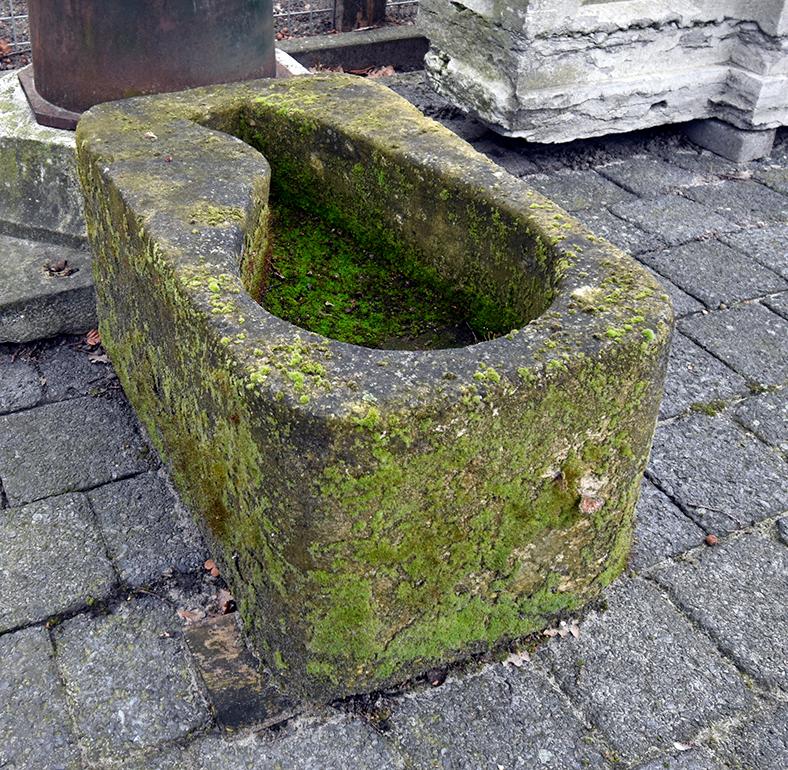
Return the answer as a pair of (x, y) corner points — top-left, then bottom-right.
(76, 75), (672, 702)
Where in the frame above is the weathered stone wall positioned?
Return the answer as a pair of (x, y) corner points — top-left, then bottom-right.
(420, 0), (788, 142)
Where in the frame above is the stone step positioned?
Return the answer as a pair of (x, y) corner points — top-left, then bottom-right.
(0, 232), (96, 343)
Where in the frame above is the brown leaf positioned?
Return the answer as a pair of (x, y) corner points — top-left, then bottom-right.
(504, 649), (530, 667)
(0, 40), (12, 57)
(216, 588), (236, 614)
(368, 65), (396, 79)
(204, 558), (216, 571)
(705, 533), (719, 546)
(176, 608), (206, 624)
(580, 495), (605, 515)
(86, 329), (101, 347)
(210, 566), (220, 578)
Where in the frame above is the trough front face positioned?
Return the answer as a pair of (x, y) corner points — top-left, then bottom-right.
(76, 75), (673, 702)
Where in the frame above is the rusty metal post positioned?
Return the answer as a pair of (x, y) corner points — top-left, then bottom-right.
(22, 0), (276, 129)
(334, 0), (387, 33)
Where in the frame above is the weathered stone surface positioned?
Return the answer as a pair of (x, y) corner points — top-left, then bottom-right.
(419, 2), (788, 142)
(680, 304), (788, 386)
(0, 233), (96, 343)
(719, 225), (788, 279)
(526, 170), (634, 212)
(633, 748), (724, 770)
(734, 389), (788, 452)
(77, 75), (671, 701)
(654, 534), (788, 689)
(717, 704), (788, 770)
(540, 578), (751, 763)
(598, 159), (702, 198)
(0, 396), (150, 506)
(37, 337), (117, 403)
(0, 627), (82, 770)
(0, 350), (42, 413)
(88, 472), (207, 587)
(764, 291), (788, 320)
(53, 598), (211, 764)
(574, 208), (666, 256)
(610, 196), (737, 247)
(659, 332), (747, 419)
(648, 414), (787, 534)
(778, 517), (788, 545)
(684, 180), (788, 226)
(754, 165), (788, 195)
(0, 493), (116, 632)
(631, 480), (704, 572)
(388, 664), (611, 769)
(0, 71), (85, 242)
(639, 240), (787, 308)
(129, 715), (405, 770)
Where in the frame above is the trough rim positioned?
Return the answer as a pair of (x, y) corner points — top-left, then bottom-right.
(76, 73), (673, 417)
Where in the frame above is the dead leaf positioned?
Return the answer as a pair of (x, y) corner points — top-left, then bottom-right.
(43, 259), (77, 277)
(426, 668), (446, 686)
(580, 496), (605, 514)
(0, 40), (12, 57)
(504, 649), (530, 667)
(176, 608), (206, 624)
(216, 588), (236, 614)
(143, 131), (158, 140)
(673, 742), (694, 752)
(368, 65), (396, 79)
(705, 533), (719, 546)
(204, 558), (220, 577)
(88, 352), (110, 365)
(86, 329), (101, 347)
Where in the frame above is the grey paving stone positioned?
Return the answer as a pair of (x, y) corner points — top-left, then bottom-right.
(717, 703), (788, 770)
(631, 479), (705, 571)
(639, 240), (787, 308)
(734, 389), (787, 452)
(38, 338), (117, 403)
(127, 715), (406, 770)
(610, 196), (738, 246)
(685, 180), (788, 225)
(598, 158), (703, 198)
(476, 140), (541, 177)
(754, 165), (788, 195)
(388, 664), (610, 770)
(719, 224), (788, 279)
(633, 748), (723, 770)
(0, 395), (150, 506)
(575, 207), (667, 255)
(653, 534), (788, 689)
(53, 598), (211, 764)
(679, 304), (788, 387)
(0, 233), (96, 344)
(540, 578), (751, 763)
(526, 169), (635, 211)
(648, 414), (787, 534)
(0, 493), (116, 632)
(666, 148), (741, 176)
(640, 264), (704, 318)
(685, 120), (776, 164)
(659, 332), (748, 419)
(0, 352), (42, 413)
(763, 291), (788, 319)
(0, 627), (82, 770)
(88, 472), (207, 587)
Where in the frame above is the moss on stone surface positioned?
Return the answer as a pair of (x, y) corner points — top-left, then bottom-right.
(76, 74), (673, 703)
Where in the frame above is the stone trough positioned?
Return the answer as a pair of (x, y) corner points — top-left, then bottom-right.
(76, 74), (672, 702)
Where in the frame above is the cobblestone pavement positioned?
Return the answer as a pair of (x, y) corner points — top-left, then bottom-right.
(1, 72), (787, 769)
